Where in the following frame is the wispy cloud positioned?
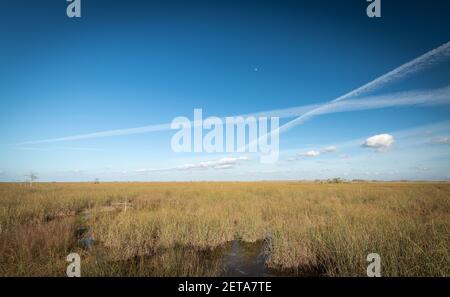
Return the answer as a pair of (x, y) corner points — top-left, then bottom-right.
(135, 156), (250, 173)
(298, 150), (321, 157)
(56, 147), (104, 151)
(15, 147), (48, 151)
(322, 146), (337, 153)
(296, 145), (337, 158)
(431, 136), (450, 145)
(412, 166), (430, 172)
(190, 156), (250, 169)
(13, 146), (103, 152)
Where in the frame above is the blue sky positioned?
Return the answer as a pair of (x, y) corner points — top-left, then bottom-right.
(1, 0), (450, 181)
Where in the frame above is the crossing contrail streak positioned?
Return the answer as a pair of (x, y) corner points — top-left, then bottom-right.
(276, 41), (450, 134)
(18, 123), (173, 145)
(333, 41), (450, 102)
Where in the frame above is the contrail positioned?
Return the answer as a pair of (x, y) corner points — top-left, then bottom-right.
(333, 41), (450, 102)
(300, 86), (450, 116)
(17, 41), (450, 146)
(17, 86), (450, 146)
(15, 104), (320, 145)
(18, 123), (172, 145)
(277, 41), (450, 134)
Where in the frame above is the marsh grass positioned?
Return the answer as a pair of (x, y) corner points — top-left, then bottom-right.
(0, 182), (448, 276)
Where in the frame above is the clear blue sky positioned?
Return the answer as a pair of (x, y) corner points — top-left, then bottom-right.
(1, 0), (450, 181)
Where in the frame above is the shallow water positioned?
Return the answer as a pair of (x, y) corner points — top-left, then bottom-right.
(79, 215), (319, 277)
(218, 240), (320, 277)
(75, 226), (94, 249)
(220, 240), (269, 276)
(108, 239), (320, 277)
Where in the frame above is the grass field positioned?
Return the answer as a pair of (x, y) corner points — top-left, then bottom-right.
(0, 182), (448, 277)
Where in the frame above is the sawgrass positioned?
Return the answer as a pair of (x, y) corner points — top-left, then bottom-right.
(0, 182), (448, 276)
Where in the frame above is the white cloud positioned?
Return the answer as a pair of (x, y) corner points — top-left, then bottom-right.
(322, 146), (337, 153)
(362, 134), (395, 152)
(299, 150), (321, 157)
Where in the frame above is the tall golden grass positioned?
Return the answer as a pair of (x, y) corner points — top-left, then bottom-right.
(0, 182), (448, 276)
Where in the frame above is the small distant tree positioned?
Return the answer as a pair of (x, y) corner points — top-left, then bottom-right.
(94, 178), (100, 184)
(24, 172), (38, 187)
(327, 177), (346, 184)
